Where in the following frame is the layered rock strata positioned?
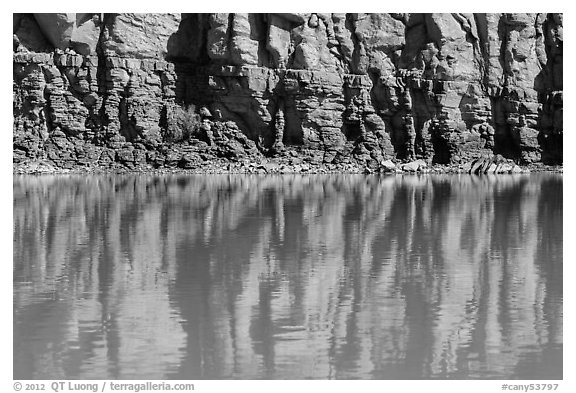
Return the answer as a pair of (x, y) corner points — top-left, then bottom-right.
(13, 13), (563, 170)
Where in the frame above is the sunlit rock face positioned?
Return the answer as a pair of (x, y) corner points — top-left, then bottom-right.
(13, 13), (562, 169)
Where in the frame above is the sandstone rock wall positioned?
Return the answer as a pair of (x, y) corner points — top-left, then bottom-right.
(13, 13), (563, 169)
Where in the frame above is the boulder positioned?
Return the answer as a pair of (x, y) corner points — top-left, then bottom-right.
(380, 159), (396, 172)
(270, 13), (307, 25)
(267, 14), (292, 68)
(207, 13), (231, 61)
(100, 13), (181, 58)
(401, 159), (427, 172)
(34, 13), (75, 49)
(230, 13), (261, 65)
(70, 14), (101, 56)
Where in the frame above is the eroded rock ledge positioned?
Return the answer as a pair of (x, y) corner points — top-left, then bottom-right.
(13, 13), (563, 171)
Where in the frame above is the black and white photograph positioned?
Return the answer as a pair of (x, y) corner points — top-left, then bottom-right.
(9, 3), (568, 391)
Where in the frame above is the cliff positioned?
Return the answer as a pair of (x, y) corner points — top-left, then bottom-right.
(13, 13), (563, 171)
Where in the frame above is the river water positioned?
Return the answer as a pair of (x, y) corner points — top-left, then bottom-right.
(13, 174), (562, 380)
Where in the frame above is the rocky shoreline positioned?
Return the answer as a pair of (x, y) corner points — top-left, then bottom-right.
(14, 156), (562, 176)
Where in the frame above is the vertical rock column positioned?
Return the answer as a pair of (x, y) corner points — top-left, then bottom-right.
(537, 13), (563, 164)
(13, 54), (50, 162)
(99, 13), (181, 152)
(285, 70), (346, 161)
(498, 13), (543, 163)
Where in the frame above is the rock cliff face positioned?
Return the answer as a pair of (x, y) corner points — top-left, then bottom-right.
(13, 13), (563, 170)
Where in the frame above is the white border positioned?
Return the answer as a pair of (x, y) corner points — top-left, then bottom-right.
(3, 3), (572, 393)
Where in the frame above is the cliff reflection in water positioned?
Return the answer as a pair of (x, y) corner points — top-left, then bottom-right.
(13, 174), (562, 379)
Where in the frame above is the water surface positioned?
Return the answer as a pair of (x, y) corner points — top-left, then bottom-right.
(13, 174), (563, 379)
